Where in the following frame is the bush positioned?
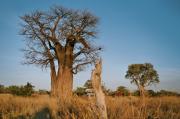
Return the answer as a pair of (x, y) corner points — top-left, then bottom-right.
(74, 87), (86, 96)
(38, 89), (50, 95)
(157, 90), (180, 96)
(6, 82), (34, 96)
(147, 90), (157, 97)
(7, 85), (22, 95)
(0, 85), (5, 93)
(132, 90), (140, 96)
(116, 86), (130, 96)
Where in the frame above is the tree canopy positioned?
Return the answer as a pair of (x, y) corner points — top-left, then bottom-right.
(125, 63), (159, 87)
(20, 6), (101, 71)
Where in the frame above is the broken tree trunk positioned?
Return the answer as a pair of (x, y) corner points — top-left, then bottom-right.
(91, 59), (108, 119)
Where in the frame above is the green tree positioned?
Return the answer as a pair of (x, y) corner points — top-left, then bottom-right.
(7, 85), (21, 95)
(84, 80), (93, 89)
(84, 79), (110, 95)
(125, 63), (159, 97)
(147, 90), (157, 97)
(157, 90), (179, 96)
(38, 89), (50, 95)
(20, 6), (101, 98)
(74, 87), (86, 96)
(132, 90), (140, 96)
(22, 82), (34, 96)
(116, 86), (129, 96)
(0, 84), (5, 93)
(7, 82), (34, 96)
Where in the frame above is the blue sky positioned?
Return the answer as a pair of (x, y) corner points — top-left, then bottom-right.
(0, 0), (180, 92)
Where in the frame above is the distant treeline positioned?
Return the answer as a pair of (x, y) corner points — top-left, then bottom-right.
(74, 86), (180, 97)
(0, 82), (179, 97)
(145, 89), (180, 97)
(0, 82), (49, 96)
(74, 80), (180, 97)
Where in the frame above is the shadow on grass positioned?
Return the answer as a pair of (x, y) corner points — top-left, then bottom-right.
(17, 107), (51, 119)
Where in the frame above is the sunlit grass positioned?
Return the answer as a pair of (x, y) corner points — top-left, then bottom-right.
(0, 94), (180, 119)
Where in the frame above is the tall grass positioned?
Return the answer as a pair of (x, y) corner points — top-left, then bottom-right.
(0, 94), (180, 119)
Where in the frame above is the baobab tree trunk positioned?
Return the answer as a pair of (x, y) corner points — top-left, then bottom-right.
(53, 41), (74, 100)
(91, 59), (107, 119)
(56, 67), (73, 100)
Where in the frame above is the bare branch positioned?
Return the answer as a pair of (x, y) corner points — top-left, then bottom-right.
(74, 47), (102, 59)
(20, 6), (101, 74)
(72, 61), (92, 74)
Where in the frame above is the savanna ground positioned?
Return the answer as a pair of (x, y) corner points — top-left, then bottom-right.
(0, 94), (180, 119)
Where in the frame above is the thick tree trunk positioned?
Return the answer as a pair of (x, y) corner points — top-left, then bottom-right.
(56, 67), (73, 100)
(50, 40), (74, 99)
(55, 43), (73, 99)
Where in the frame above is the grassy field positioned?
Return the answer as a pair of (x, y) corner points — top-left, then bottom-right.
(0, 94), (180, 119)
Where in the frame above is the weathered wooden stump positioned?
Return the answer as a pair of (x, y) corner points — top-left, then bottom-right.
(91, 59), (107, 119)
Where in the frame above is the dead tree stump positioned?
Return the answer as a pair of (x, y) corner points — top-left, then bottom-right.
(91, 59), (108, 119)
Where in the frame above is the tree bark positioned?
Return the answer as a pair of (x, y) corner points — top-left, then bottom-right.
(138, 85), (145, 97)
(56, 67), (73, 100)
(52, 40), (74, 100)
(138, 85), (146, 118)
(48, 51), (57, 96)
(91, 60), (107, 119)
(50, 71), (57, 96)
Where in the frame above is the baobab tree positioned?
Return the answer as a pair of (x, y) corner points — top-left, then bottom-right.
(20, 6), (101, 99)
(125, 63), (159, 97)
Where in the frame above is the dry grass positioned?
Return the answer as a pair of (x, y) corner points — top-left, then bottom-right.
(0, 94), (180, 119)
